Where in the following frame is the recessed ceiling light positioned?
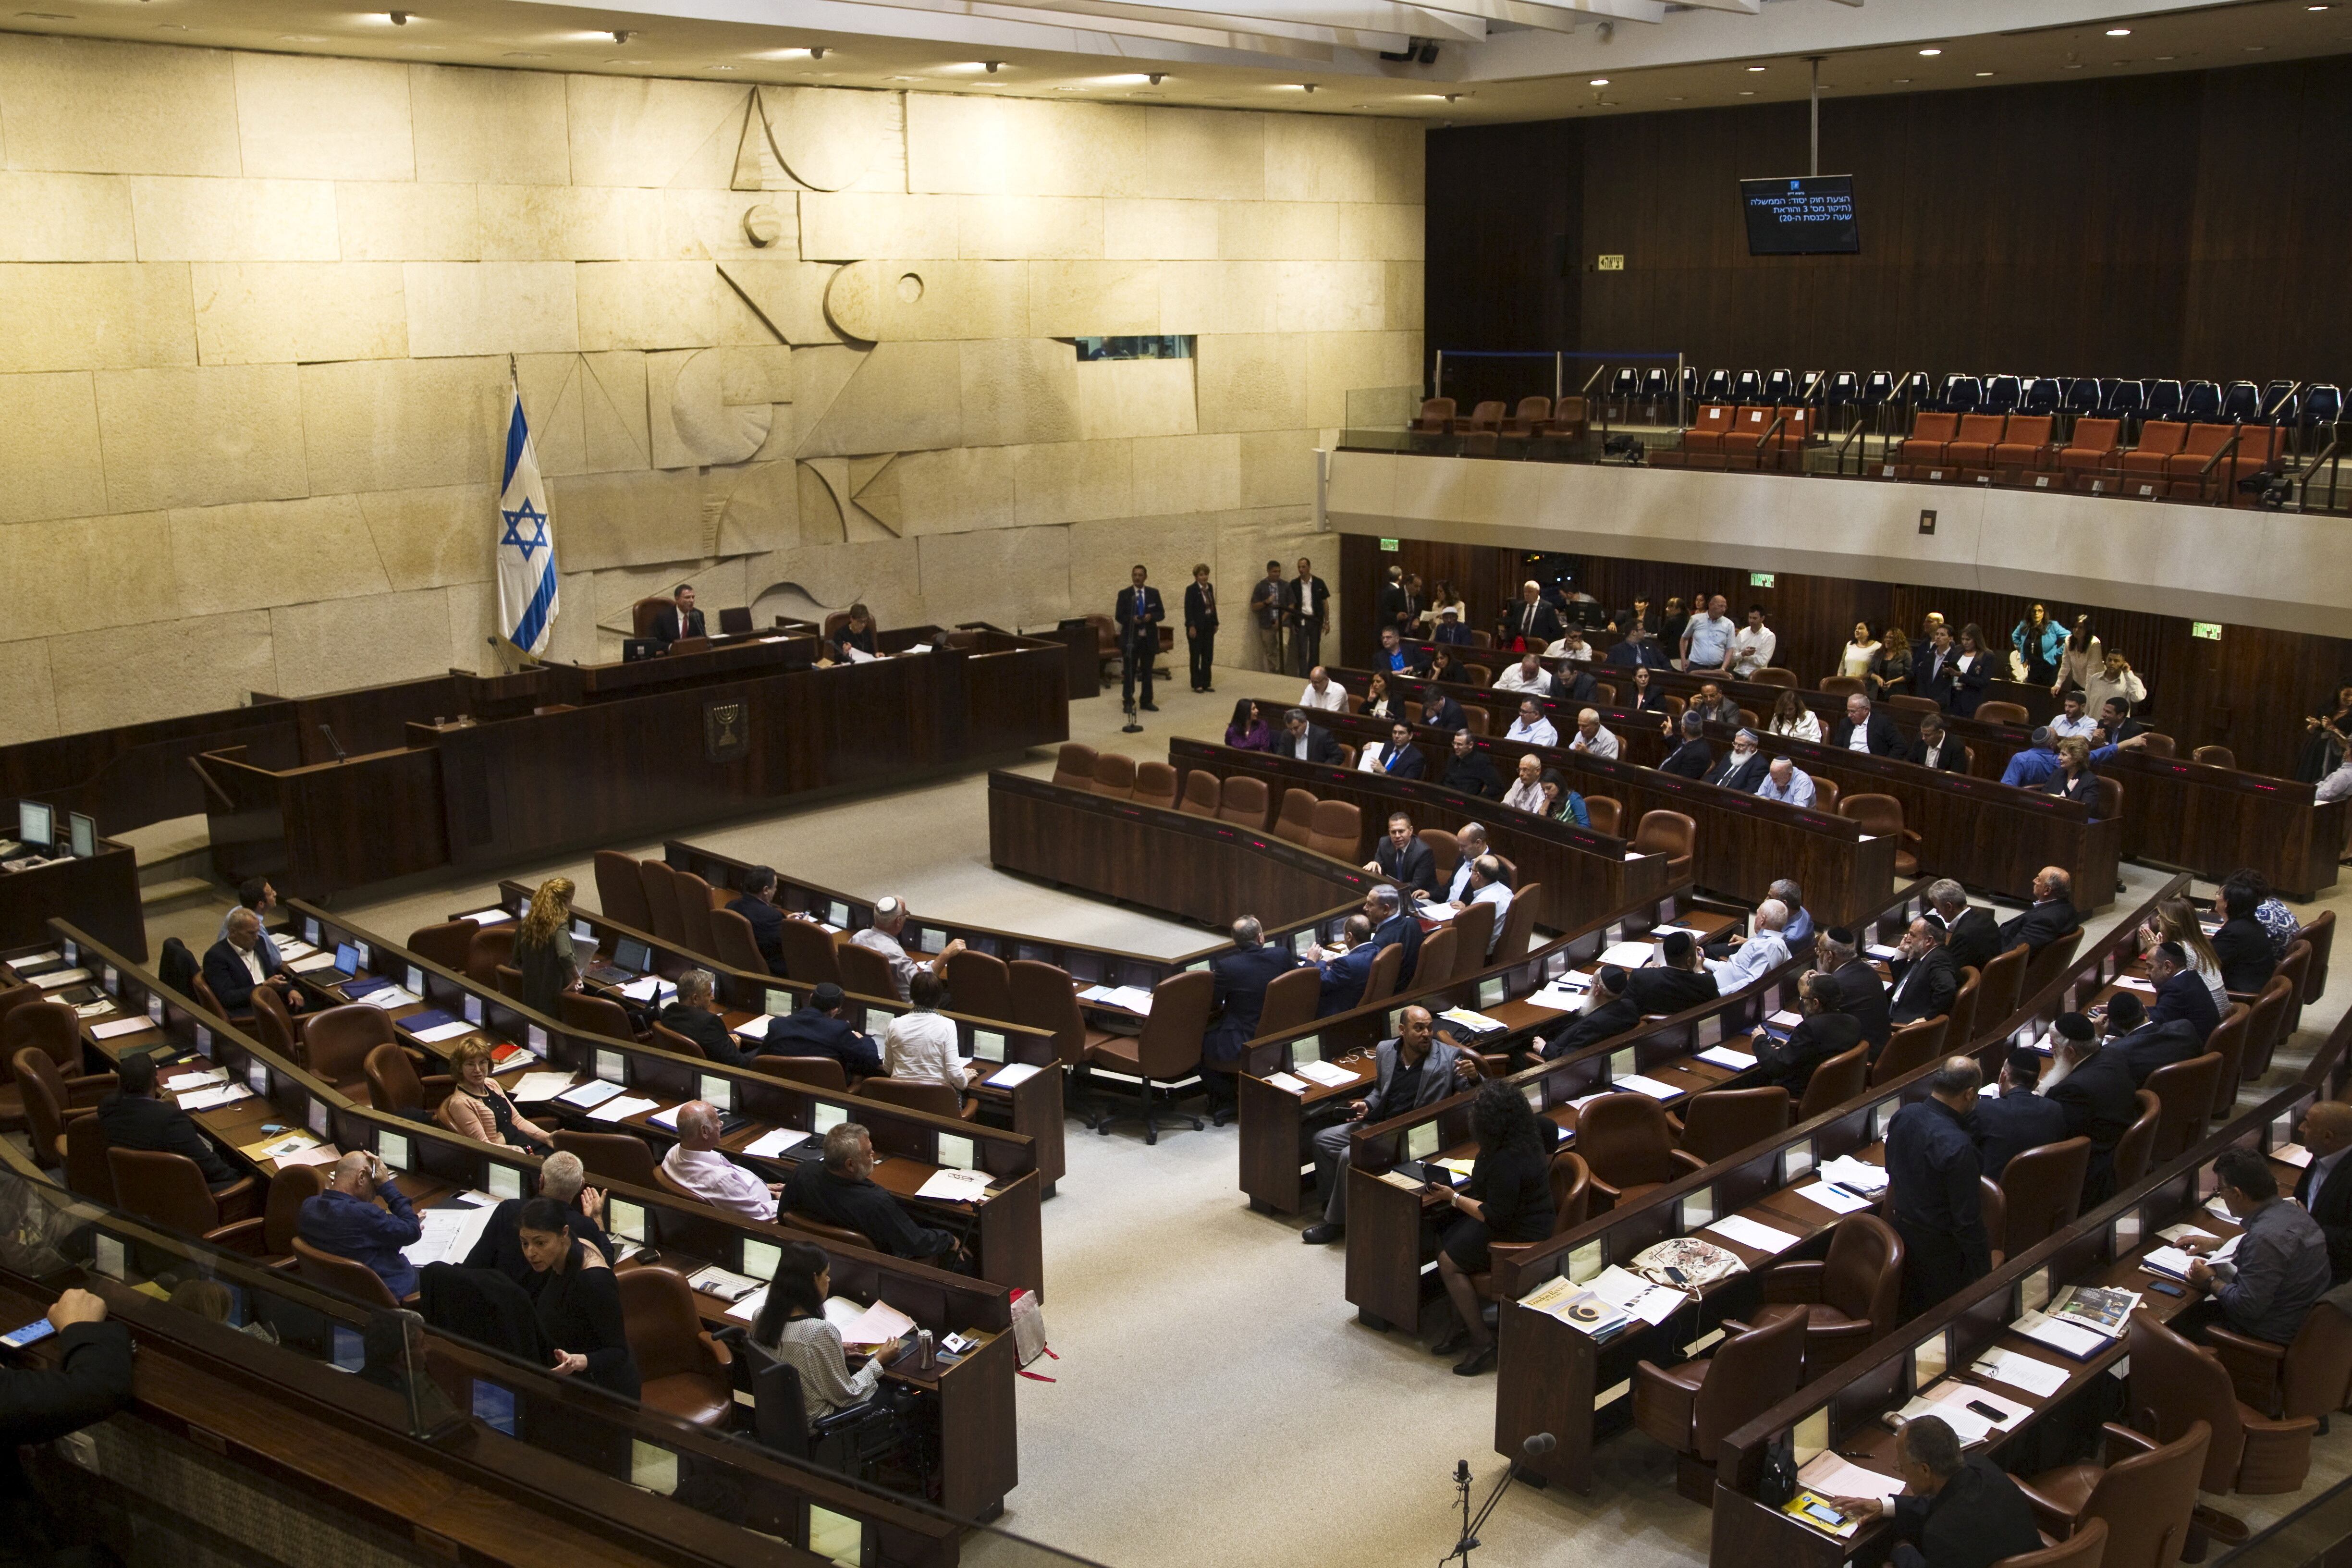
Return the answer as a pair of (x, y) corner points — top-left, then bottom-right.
(1587, 76), (1608, 85)
(706, 63), (738, 69)
(1892, 76), (1911, 84)
(1918, 47), (1941, 57)
(765, 47), (814, 57)
(1738, 89), (1755, 96)
(2106, 26), (2131, 36)
(2156, 54), (2176, 61)
(1098, 74), (1152, 84)
(1666, 94), (1685, 101)
(1747, 65), (1765, 72)
(1975, 70), (1994, 77)
(155, 21), (188, 28)
(2064, 62), (2083, 69)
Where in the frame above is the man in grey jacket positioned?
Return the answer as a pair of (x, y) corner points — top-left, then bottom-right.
(2182, 1145), (2332, 1346)
(1302, 1005), (1477, 1244)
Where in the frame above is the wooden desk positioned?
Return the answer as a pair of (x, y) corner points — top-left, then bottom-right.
(0, 830), (143, 961)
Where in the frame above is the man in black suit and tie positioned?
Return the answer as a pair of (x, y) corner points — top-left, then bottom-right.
(1830, 693), (1906, 758)
(1971, 1047), (2069, 1179)
(1363, 812), (1438, 896)
(95, 1050), (242, 1191)
(202, 907), (303, 1017)
(1887, 918), (1960, 1026)
(650, 582), (705, 645)
(2095, 991), (2199, 1087)
(1439, 728), (1502, 798)
(1501, 579), (1561, 652)
(1372, 721), (1425, 780)
(1755, 972), (1861, 1094)
(2294, 1101), (2352, 1283)
(1361, 884), (1423, 988)
(2098, 698), (2148, 745)
(1907, 712), (1968, 772)
(1376, 567), (1422, 645)
(1704, 729), (1771, 792)
(725, 864), (788, 974)
(1286, 557), (1330, 676)
(1183, 563), (1218, 693)
(1996, 867), (2082, 959)
(1626, 931), (1718, 1015)
(1928, 880), (1999, 975)
(1276, 707), (1343, 764)
(1819, 926), (1892, 1054)
(1115, 564), (1165, 712)
(1421, 692), (1469, 733)
(1540, 966), (1642, 1059)
(1202, 916), (1305, 1121)
(760, 984), (883, 1078)
(2043, 1013), (2138, 1205)
(1606, 625), (1670, 670)
(1660, 712), (1714, 779)
(1915, 625), (1959, 709)
(2145, 942), (2221, 1043)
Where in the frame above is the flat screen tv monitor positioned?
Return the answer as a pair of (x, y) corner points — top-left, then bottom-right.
(69, 812), (96, 858)
(1740, 175), (1859, 255)
(16, 800), (53, 852)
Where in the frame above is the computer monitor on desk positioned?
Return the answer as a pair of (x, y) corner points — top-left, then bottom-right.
(16, 800), (54, 853)
(68, 812), (95, 858)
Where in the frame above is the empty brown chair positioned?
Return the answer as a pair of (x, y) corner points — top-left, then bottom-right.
(63, 1114), (112, 1203)
(2020, 929), (2085, 1010)
(1796, 1041), (1872, 1123)
(2300, 911), (2332, 1006)
(248, 983), (301, 1060)
(1993, 414), (2055, 473)
(1092, 751), (1138, 800)
(778, 919), (842, 987)
(1009, 959), (1115, 1069)
(2112, 1090), (2161, 1188)
(294, 1236), (401, 1307)
(638, 859), (686, 944)
(2206, 1004), (2251, 1119)
(2094, 775), (2123, 821)
(1759, 1211), (1905, 1379)
(405, 920), (476, 974)
(303, 1003), (394, 1097)
(1996, 1135), (2091, 1255)
(2137, 733), (2176, 759)
(1217, 775), (1269, 829)
(1947, 967), (1982, 1048)
(1358, 942), (1406, 1007)
(2118, 419), (2191, 477)
(1253, 966), (1323, 1043)
(1178, 770), (1220, 816)
(943, 949), (1013, 1023)
(1409, 396), (1457, 434)
(2277, 939), (2313, 1038)
(2013, 1420), (2208, 1568)
(1871, 1016), (1949, 1088)
(1976, 700), (2032, 726)
(1413, 928), (1460, 998)
(594, 849), (655, 931)
(1976, 944), (2029, 1031)
(1896, 410), (1961, 467)
(1818, 674), (1865, 698)
(2206, 1298), (2352, 1424)
(1306, 799), (1361, 861)
(2191, 745), (2235, 768)
(836, 942), (901, 1004)
(1807, 775), (1840, 815)
(1632, 1302), (1809, 1500)
(465, 923), (517, 987)
(1084, 969), (1213, 1144)
(554, 1128), (661, 1189)
(1133, 761), (1178, 811)
(1675, 1086), (1790, 1163)
(1460, 704), (1491, 736)
(259, 1163), (324, 1264)
(2143, 1053), (2222, 1161)
(856, 1077), (974, 1126)
(107, 1148), (263, 1253)
(746, 1055), (849, 1092)
(710, 907), (769, 975)
(1273, 787), (1318, 847)
(672, 870), (719, 958)
(1581, 795), (1621, 837)
(1748, 667), (1798, 690)
(2057, 417), (2123, 477)
(1840, 794), (1921, 878)
(1574, 1092), (1704, 1209)
(1491, 883), (1542, 965)
(15, 1047), (106, 1171)
(365, 1041), (450, 1115)
(1887, 692), (1943, 716)
(1678, 404), (1739, 459)
(1050, 742), (1098, 791)
(2126, 1310), (2313, 1497)
(560, 990), (641, 1044)
(618, 1265), (734, 1425)
(2237, 975), (2294, 1080)
(1447, 903), (1497, 979)
(1630, 810), (1695, 882)
(1420, 827), (1459, 882)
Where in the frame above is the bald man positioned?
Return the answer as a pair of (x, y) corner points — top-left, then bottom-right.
(296, 1151), (422, 1300)
(2297, 1101), (2352, 1283)
(660, 1100), (780, 1222)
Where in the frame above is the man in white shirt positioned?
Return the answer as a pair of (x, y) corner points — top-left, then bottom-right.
(1501, 754), (1546, 814)
(850, 897), (963, 1004)
(660, 1101), (780, 1222)
(1544, 627), (1594, 664)
(2049, 690), (2099, 741)
(1463, 857), (1513, 955)
(883, 971), (969, 1091)
(1730, 605), (1778, 678)
(2321, 755), (2352, 805)
(1569, 709), (1618, 760)
(1707, 899), (1790, 995)
(1755, 757), (1817, 807)
(1493, 653), (1554, 697)
(1427, 822), (1489, 905)
(1298, 667), (1347, 712)
(1505, 698), (1558, 748)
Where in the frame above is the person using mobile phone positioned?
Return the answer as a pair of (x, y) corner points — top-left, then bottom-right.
(1828, 1415), (2039, 1568)
(1, 1287), (134, 1531)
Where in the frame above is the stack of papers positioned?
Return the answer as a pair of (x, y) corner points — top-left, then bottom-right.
(559, 1079), (627, 1109)
(688, 1264), (764, 1302)
(459, 908), (512, 924)
(1295, 1060), (1359, 1089)
(2049, 1285), (2139, 1338)
(1795, 1180), (1876, 1215)
(1704, 1213), (1802, 1255)
(2010, 1309), (2110, 1360)
(358, 985), (423, 1010)
(90, 1016), (152, 1041)
(724, 1286), (770, 1324)
(401, 1196), (497, 1268)
(1797, 1452), (1902, 1514)
(826, 1296), (917, 1346)
(1765, 1008), (1804, 1029)
(2144, 1236), (2237, 1280)
(1893, 1394), (1998, 1447)
(743, 1127), (816, 1158)
(2274, 1143), (2315, 1169)
(1589, 1263), (1686, 1326)
(239, 1132), (324, 1165)
(72, 1001), (114, 1020)
(1528, 980), (1590, 1011)
(1923, 1379), (2033, 1427)
(175, 1083), (256, 1112)
(286, 952), (342, 974)
(1263, 1071), (1311, 1095)
(1970, 1348), (2070, 1397)
(1598, 940), (1658, 969)
(648, 1104), (685, 1131)
(1437, 1007), (1506, 1034)
(1613, 1072), (1684, 1101)
(509, 1070), (578, 1102)
(1079, 984), (1155, 1014)
(916, 1167), (993, 1201)
(163, 1066), (229, 1090)
(33, 968), (91, 990)
(1817, 1156), (1889, 1197)
(1519, 1275), (1631, 1339)
(2114, 976), (2157, 993)
(734, 1014), (775, 1040)
(1865, 943), (1902, 962)
(620, 976), (675, 1004)
(985, 1062), (1042, 1089)
(586, 1094), (662, 1123)
(1698, 1044), (1757, 1070)
(400, 1011), (475, 1044)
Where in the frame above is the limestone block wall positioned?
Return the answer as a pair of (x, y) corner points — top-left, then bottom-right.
(0, 33), (1424, 742)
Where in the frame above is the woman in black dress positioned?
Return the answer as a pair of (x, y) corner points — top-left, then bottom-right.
(515, 1198), (638, 1399)
(2043, 736), (2099, 807)
(1432, 1080), (1557, 1376)
(513, 876), (579, 1016)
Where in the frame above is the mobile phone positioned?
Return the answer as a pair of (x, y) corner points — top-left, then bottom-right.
(1, 1317), (57, 1349)
(2148, 1280), (2185, 1298)
(1965, 1400), (2006, 1421)
(1800, 1498), (1846, 1527)
(1663, 1266), (1689, 1285)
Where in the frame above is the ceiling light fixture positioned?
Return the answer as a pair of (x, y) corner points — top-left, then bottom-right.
(1666, 94), (1685, 101)
(1917, 47), (1940, 56)
(387, 10), (408, 23)
(1737, 89), (1755, 96)
(1587, 76), (1608, 85)
(1892, 76), (1911, 83)
(2106, 26), (2131, 36)
(1747, 65), (1765, 72)
(707, 62), (737, 69)
(611, 28), (633, 42)
(1975, 70), (1993, 76)
(504, 50), (547, 57)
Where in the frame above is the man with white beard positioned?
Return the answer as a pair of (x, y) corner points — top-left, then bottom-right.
(1538, 966), (1640, 1060)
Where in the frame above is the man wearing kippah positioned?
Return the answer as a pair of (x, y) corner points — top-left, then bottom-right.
(1624, 930), (1717, 1015)
(2039, 1012), (2136, 1205)
(2096, 990), (2198, 1087)
(847, 896), (963, 1004)
(1539, 965), (1641, 1060)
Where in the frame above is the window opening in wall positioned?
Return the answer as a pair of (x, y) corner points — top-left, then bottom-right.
(1074, 335), (1195, 361)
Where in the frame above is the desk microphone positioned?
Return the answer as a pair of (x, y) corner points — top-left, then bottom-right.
(318, 724), (347, 764)
(1442, 1433), (1556, 1567)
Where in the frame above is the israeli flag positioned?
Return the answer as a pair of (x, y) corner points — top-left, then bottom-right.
(496, 382), (559, 656)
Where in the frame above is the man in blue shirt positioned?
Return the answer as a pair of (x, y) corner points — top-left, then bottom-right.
(298, 1151), (423, 1300)
(1754, 757), (1816, 807)
(2003, 726), (2139, 787)
(1771, 878), (1816, 950)
(1377, 627), (1410, 673)
(1679, 593), (1736, 673)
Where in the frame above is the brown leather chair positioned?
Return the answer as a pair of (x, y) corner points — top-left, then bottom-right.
(1993, 1520), (2108, 1568)
(2127, 1310), (2313, 1497)
(2113, 1090), (2161, 1188)
(2019, 929), (2084, 1008)
(258, 1164), (323, 1266)
(12, 1045), (108, 1167)
(1574, 1092), (1704, 1209)
(2095, 775), (2123, 822)
(1410, 396), (1457, 434)
(1177, 770), (1220, 816)
(1839, 794), (1920, 877)
(2277, 939), (2313, 1038)
(783, 1210), (875, 1251)
(1871, 1015), (1948, 1088)
(2057, 417), (2124, 477)
(1796, 1041), (1872, 1122)
(1492, 883), (1541, 965)
(1994, 1135), (2090, 1256)
(107, 1148), (264, 1253)
(1630, 810), (1695, 882)
(673, 870), (720, 959)
(1358, 942), (1406, 1007)
(1632, 1302), (1808, 1500)
(2189, 744), (2235, 769)
(1092, 751), (1138, 800)
(2, 998), (84, 1088)
(1948, 967), (1982, 1049)
(2296, 911), (2331, 1007)
(1976, 700), (2031, 726)
(1273, 787), (1318, 847)
(942, 949), (1012, 1024)
(365, 1041), (450, 1114)
(560, 990), (642, 1044)
(595, 849), (655, 930)
(2143, 1052), (2221, 1161)
(1471, 1149), (1592, 1301)
(631, 596), (674, 638)
(2236, 975), (2294, 1080)
(462, 923), (516, 988)
(1132, 760), (1179, 812)
(856, 1076), (976, 1126)
(2012, 1420), (2209, 1568)
(1976, 944), (2029, 1029)
(1413, 928), (1460, 998)
(2207, 1298), (2352, 1424)
(1749, 667), (1798, 689)
(294, 1236), (402, 1307)
(747, 1055), (849, 1092)
(248, 982), (302, 1060)
(405, 920), (476, 974)
(1674, 1086), (1790, 1163)
(1818, 674), (1865, 698)
(1049, 742), (1098, 792)
(63, 1113), (112, 1202)
(639, 859), (686, 944)
(1582, 795), (1621, 837)
(1306, 799), (1361, 861)
(1759, 1211), (1904, 1379)
(836, 943), (902, 1005)
(2137, 733), (2177, 759)
(652, 1022), (708, 1060)
(1085, 969), (1214, 1144)
(302, 1003), (392, 1097)
(619, 1264), (734, 1425)
(710, 907), (769, 975)
(1446, 903), (1497, 980)
(2205, 1004), (2251, 1119)
(1887, 693), (1942, 716)
(1217, 775), (1269, 829)
(1009, 959), (1115, 1069)
(1255, 967), (1323, 1042)
(554, 1129), (661, 1189)
(778, 919), (843, 987)
(190, 969), (231, 1021)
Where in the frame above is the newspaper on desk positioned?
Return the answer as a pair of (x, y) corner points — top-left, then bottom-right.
(1816, 1155), (1890, 1197)
(916, 1167), (993, 1202)
(1294, 1059), (1359, 1089)
(1589, 1263), (1687, 1325)
(402, 1193), (498, 1268)
(2009, 1309), (2110, 1360)
(509, 1070), (577, 1103)
(1970, 1347), (2071, 1398)
(1612, 1073), (1685, 1102)
(687, 1263), (764, 1302)
(1704, 1213), (1803, 1256)
(587, 1094), (662, 1124)
(1518, 1275), (1630, 1339)
(173, 1082), (256, 1112)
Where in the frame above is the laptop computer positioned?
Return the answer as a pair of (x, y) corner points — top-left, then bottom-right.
(584, 936), (652, 988)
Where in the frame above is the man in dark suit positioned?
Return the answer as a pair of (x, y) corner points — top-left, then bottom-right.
(1202, 916), (1304, 1119)
(1115, 563), (1165, 712)
(650, 582), (705, 645)
(1315, 915), (1382, 1016)
(0, 1287), (135, 1524)
(831, 602), (879, 661)
(1421, 692), (1470, 733)
(660, 968), (752, 1066)
(1830, 693), (1906, 758)
(1914, 625), (1959, 709)
(1928, 880), (2000, 976)
(1906, 712), (1968, 772)
(1285, 557), (1330, 676)
(760, 983), (883, 1078)
(1820, 926), (1892, 1054)
(1659, 711), (1713, 779)
(1363, 885), (1424, 988)
(2145, 941), (2221, 1042)
(1555, 665), (1599, 705)
(2098, 698), (2148, 745)
(1372, 721), (1426, 780)
(1995, 866), (2082, 959)
(1756, 971), (1861, 1095)
(2293, 1101), (2352, 1283)
(464, 1151), (614, 1281)
(1703, 730), (1770, 792)
(1275, 707), (1344, 764)
(1625, 931), (1718, 1015)
(1302, 1005), (1475, 1243)
(1183, 563), (1218, 693)
(1605, 624), (1670, 670)
(1829, 1416), (2043, 1568)
(1433, 606), (1474, 647)
(1500, 579), (1561, 651)
(1376, 567), (1421, 644)
(2043, 1012), (2138, 1205)
(2097, 991), (2199, 1087)
(95, 1050), (241, 1191)
(1540, 966), (1642, 1059)
(1363, 812), (1438, 896)
(1887, 917), (1960, 1027)
(1439, 728), (1502, 798)
(1972, 1047), (2069, 1179)
(203, 907), (302, 1017)
(726, 865), (788, 974)
(1886, 1057), (1992, 1316)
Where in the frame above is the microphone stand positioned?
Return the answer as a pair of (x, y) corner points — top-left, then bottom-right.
(1442, 1435), (1551, 1568)
(1121, 619), (1147, 735)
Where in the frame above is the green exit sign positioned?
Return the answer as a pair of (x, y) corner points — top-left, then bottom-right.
(2191, 622), (2222, 641)
(1749, 572), (1775, 588)
(1379, 538), (1399, 552)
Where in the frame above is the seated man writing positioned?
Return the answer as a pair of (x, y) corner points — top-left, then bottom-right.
(787, 1122), (968, 1270)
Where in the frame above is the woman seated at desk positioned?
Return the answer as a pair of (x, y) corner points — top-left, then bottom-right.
(831, 602), (880, 663)
(1225, 698), (1274, 752)
(1626, 663), (1671, 715)
(2042, 735), (2100, 807)
(1767, 686), (1823, 744)
(514, 876), (579, 1015)
(1538, 769), (1589, 828)
(438, 1039), (554, 1154)
(751, 1240), (910, 1422)
(1360, 672), (1397, 722)
(515, 1199), (638, 1399)
(1433, 1080), (1557, 1377)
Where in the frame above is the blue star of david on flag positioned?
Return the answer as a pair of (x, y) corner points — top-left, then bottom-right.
(494, 383), (560, 656)
(501, 497), (549, 561)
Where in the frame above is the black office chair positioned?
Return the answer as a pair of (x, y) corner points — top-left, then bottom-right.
(715, 1328), (914, 1482)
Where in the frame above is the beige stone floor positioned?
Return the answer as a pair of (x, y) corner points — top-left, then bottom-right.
(147, 656), (2352, 1568)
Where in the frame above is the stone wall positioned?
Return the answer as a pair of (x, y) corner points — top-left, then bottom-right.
(0, 33), (1423, 741)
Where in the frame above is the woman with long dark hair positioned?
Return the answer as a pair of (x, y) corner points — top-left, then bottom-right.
(1949, 624), (1993, 718)
(2011, 603), (2065, 686)
(1225, 698), (1273, 752)
(1432, 1079), (1556, 1376)
(514, 1198), (637, 1398)
(751, 1240), (906, 1421)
